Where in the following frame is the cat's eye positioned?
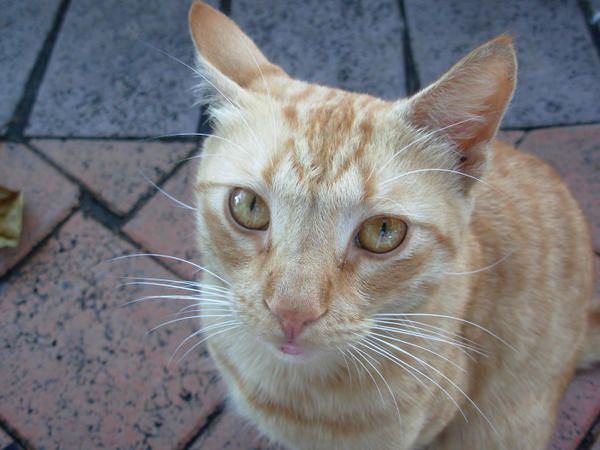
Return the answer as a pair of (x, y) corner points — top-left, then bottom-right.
(357, 216), (407, 254)
(229, 188), (270, 230)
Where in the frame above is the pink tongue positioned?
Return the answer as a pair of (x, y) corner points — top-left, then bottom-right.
(281, 343), (304, 355)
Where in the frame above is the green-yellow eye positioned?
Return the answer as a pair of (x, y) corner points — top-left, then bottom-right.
(357, 216), (407, 254)
(229, 188), (270, 230)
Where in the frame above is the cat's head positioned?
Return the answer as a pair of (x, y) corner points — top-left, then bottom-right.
(188, 2), (516, 367)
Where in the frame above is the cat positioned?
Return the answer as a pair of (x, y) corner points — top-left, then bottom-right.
(185, 2), (600, 449)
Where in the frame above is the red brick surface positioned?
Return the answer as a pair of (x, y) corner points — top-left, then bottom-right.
(33, 139), (194, 215)
(549, 367), (600, 450)
(519, 125), (600, 251)
(123, 159), (201, 280)
(0, 213), (225, 449)
(190, 409), (281, 450)
(0, 143), (78, 276)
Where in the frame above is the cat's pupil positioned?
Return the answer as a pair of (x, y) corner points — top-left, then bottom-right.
(250, 195), (257, 211)
(380, 221), (387, 237)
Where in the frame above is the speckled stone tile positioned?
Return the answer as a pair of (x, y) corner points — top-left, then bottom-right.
(32, 139), (194, 215)
(404, 0), (600, 127)
(123, 159), (201, 280)
(0, 143), (78, 277)
(0, 0), (61, 133)
(548, 367), (600, 450)
(0, 213), (226, 449)
(26, 0), (217, 137)
(189, 409), (283, 450)
(231, 0), (406, 99)
(518, 125), (600, 251)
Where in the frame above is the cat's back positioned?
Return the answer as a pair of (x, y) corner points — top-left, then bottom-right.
(469, 139), (594, 343)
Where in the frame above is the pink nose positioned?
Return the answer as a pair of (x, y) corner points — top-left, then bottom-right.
(269, 303), (324, 342)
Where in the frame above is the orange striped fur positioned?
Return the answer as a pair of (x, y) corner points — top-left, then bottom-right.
(187, 2), (598, 449)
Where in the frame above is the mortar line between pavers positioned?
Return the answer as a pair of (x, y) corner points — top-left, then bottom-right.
(21, 135), (199, 143)
(23, 140), (198, 227)
(87, 210), (191, 282)
(0, 416), (30, 450)
(219, 0), (232, 15)
(181, 402), (226, 450)
(5, 0), (72, 141)
(576, 410), (600, 450)
(120, 142), (202, 222)
(578, 0), (600, 60)
(397, 0), (421, 95)
(24, 140), (204, 281)
(513, 130), (530, 148)
(501, 120), (600, 132)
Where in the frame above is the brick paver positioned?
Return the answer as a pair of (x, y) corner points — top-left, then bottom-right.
(232, 0), (406, 99)
(190, 410), (280, 450)
(32, 139), (194, 215)
(404, 0), (600, 128)
(518, 125), (600, 251)
(124, 159), (201, 280)
(0, 213), (225, 449)
(0, 0), (61, 133)
(0, 143), (78, 276)
(1, 1), (600, 449)
(26, 0), (218, 137)
(550, 367), (600, 450)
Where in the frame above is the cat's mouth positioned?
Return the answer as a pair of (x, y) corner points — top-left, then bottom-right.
(280, 342), (304, 355)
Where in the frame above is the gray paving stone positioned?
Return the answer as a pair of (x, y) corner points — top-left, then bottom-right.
(27, 0), (217, 138)
(231, 0), (406, 99)
(0, 0), (61, 133)
(404, 0), (600, 128)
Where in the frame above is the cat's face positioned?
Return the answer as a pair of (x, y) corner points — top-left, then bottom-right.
(189, 2), (515, 366)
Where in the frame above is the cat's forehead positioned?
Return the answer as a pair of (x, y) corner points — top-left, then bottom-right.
(262, 87), (394, 204)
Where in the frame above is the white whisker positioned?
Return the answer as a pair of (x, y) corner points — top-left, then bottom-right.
(374, 313), (515, 351)
(123, 294), (230, 307)
(366, 333), (497, 434)
(173, 322), (242, 366)
(121, 276), (231, 294)
(372, 321), (485, 357)
(122, 281), (231, 300)
(147, 314), (233, 333)
(369, 325), (470, 371)
(368, 117), (479, 181)
(147, 133), (253, 157)
(347, 344), (386, 409)
(169, 319), (241, 365)
(352, 345), (402, 425)
(109, 253), (231, 286)
(444, 249), (515, 275)
(140, 171), (196, 211)
(375, 317), (486, 352)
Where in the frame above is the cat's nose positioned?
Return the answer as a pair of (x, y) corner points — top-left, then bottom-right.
(269, 303), (324, 342)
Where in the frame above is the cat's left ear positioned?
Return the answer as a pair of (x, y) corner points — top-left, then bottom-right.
(188, 1), (288, 104)
(406, 34), (517, 183)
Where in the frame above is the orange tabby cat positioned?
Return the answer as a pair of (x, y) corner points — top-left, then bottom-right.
(186, 2), (599, 449)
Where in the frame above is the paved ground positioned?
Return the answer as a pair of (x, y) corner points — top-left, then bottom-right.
(1, 0), (599, 449)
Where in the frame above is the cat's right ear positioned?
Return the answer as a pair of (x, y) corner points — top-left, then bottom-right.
(188, 1), (287, 105)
